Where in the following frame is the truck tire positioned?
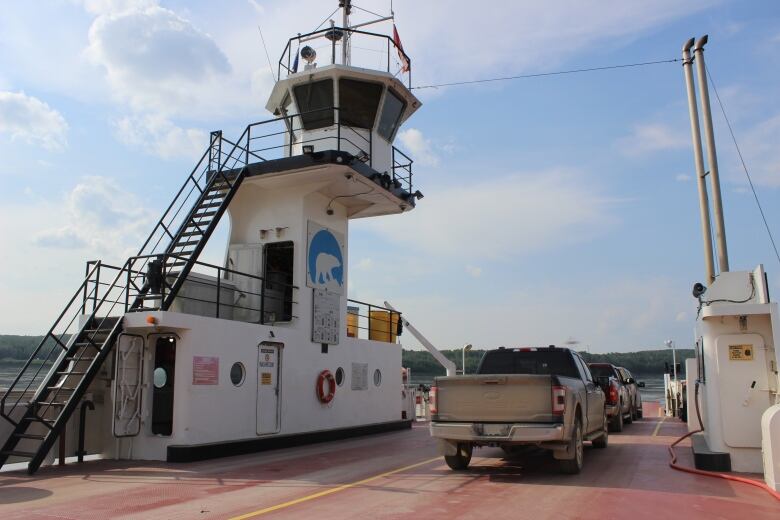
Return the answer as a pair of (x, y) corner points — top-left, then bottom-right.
(559, 418), (584, 474)
(444, 443), (472, 471)
(592, 412), (608, 449)
(609, 408), (623, 432)
(636, 404), (643, 419)
(625, 405), (633, 424)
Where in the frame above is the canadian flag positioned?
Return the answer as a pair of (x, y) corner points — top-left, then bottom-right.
(393, 24), (410, 73)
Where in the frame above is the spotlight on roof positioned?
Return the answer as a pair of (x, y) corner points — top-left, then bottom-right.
(300, 46), (316, 64)
(302, 145), (314, 154)
(413, 190), (424, 200)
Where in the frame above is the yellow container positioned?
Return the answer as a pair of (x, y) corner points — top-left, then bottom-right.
(347, 306), (359, 338)
(369, 310), (398, 343)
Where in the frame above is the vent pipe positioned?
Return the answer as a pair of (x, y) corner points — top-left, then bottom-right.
(682, 37), (716, 284)
(693, 35), (730, 273)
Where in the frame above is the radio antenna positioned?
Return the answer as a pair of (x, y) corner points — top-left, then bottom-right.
(257, 25), (277, 83)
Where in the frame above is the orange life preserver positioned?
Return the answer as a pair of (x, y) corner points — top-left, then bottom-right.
(317, 370), (336, 404)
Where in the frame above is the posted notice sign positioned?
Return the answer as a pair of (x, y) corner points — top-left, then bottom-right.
(193, 356), (219, 385)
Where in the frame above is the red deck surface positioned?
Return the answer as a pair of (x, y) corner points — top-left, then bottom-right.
(1, 403), (778, 519)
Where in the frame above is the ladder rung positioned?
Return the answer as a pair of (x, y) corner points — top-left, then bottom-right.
(13, 433), (45, 440)
(1, 450), (36, 458)
(172, 240), (199, 248)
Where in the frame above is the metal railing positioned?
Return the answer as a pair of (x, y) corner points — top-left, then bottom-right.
(278, 26), (412, 88)
(346, 299), (402, 342)
(82, 256), (299, 325)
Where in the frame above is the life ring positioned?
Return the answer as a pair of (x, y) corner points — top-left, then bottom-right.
(317, 370), (336, 404)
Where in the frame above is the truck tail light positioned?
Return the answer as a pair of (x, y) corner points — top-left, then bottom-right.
(429, 386), (438, 415)
(552, 385), (566, 415)
(608, 381), (619, 405)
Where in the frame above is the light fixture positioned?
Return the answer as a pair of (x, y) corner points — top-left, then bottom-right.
(302, 145), (314, 154)
(300, 46), (316, 64)
(355, 150), (369, 163)
(324, 28), (344, 42)
(413, 190), (424, 200)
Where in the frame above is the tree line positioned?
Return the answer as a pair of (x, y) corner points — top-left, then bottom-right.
(402, 347), (694, 376)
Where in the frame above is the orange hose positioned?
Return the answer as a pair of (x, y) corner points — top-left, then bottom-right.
(667, 389), (780, 502)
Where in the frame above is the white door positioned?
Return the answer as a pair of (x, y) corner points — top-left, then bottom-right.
(112, 334), (144, 437)
(256, 342), (281, 434)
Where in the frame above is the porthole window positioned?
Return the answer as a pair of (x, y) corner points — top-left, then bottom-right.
(373, 369), (382, 387)
(153, 367), (167, 389)
(230, 362), (245, 386)
(335, 367), (345, 386)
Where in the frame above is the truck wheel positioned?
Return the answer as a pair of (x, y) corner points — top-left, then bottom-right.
(444, 443), (472, 471)
(559, 418), (584, 474)
(609, 409), (623, 432)
(625, 406), (633, 424)
(592, 413), (608, 449)
(636, 405), (643, 419)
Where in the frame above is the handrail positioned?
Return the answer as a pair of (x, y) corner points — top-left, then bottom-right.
(278, 25), (412, 88)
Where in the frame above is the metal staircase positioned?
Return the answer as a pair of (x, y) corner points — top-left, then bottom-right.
(0, 129), (253, 474)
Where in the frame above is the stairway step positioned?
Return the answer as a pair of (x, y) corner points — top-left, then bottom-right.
(180, 230), (204, 237)
(65, 356), (97, 362)
(21, 417), (55, 425)
(172, 240), (200, 248)
(46, 386), (75, 392)
(37, 401), (67, 407)
(197, 201), (223, 209)
(13, 433), (45, 440)
(192, 210), (217, 218)
(1, 450), (36, 458)
(56, 371), (86, 376)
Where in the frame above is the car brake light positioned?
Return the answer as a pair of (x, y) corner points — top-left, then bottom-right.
(609, 382), (619, 405)
(552, 385), (566, 415)
(429, 386), (438, 414)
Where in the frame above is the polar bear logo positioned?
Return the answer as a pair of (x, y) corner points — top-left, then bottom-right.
(308, 228), (344, 290)
(315, 253), (341, 284)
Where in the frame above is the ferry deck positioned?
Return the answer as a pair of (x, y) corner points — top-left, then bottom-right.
(1, 403), (778, 519)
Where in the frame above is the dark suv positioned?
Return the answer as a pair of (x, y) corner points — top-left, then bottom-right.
(616, 367), (644, 419)
(588, 363), (632, 432)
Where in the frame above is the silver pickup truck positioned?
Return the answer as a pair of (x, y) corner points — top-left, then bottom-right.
(429, 346), (608, 473)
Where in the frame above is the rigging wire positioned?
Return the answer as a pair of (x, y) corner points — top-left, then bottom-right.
(705, 63), (780, 269)
(352, 4), (388, 19)
(313, 6), (341, 32)
(411, 58), (681, 90)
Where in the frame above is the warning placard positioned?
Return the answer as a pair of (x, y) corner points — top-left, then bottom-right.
(728, 345), (753, 361)
(261, 372), (272, 385)
(193, 356), (219, 385)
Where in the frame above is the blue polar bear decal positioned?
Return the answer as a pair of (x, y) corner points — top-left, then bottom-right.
(307, 227), (344, 292)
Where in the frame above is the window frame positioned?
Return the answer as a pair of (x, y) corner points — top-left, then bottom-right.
(376, 87), (407, 142)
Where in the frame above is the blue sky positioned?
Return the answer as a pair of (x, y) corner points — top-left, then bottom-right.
(1, 1), (779, 353)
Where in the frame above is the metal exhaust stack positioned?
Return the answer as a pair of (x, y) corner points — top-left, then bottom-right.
(682, 37), (716, 284)
(694, 35), (730, 273)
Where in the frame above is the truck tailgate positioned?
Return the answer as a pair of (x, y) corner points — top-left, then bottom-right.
(435, 374), (554, 423)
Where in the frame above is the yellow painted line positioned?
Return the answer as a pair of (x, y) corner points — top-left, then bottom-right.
(229, 456), (441, 519)
(652, 416), (667, 437)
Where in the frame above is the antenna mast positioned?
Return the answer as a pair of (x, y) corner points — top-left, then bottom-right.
(341, 0), (351, 65)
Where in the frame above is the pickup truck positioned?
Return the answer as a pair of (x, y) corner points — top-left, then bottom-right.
(429, 346), (608, 474)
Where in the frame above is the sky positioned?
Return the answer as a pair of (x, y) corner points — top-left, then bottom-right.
(1, 0), (779, 353)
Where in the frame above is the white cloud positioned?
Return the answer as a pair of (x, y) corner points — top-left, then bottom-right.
(397, 128), (438, 166)
(618, 123), (690, 156)
(732, 112), (780, 187)
(675, 173), (692, 182)
(33, 176), (155, 259)
(113, 114), (206, 160)
(465, 265), (482, 278)
(357, 169), (615, 260)
(354, 258), (374, 271)
(0, 91), (68, 150)
(76, 0), (156, 15)
(86, 5), (231, 114)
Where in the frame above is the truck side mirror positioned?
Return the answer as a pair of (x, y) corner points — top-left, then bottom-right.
(638, 382), (645, 388)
